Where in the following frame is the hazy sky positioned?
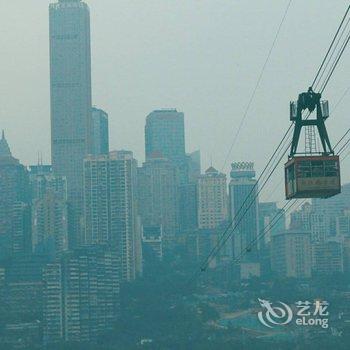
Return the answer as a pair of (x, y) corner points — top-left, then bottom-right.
(1, 0), (350, 203)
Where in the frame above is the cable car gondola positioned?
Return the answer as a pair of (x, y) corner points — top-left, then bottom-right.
(285, 88), (341, 199)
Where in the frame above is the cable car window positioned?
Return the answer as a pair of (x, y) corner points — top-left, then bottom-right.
(286, 163), (295, 181)
(311, 160), (324, 177)
(298, 161), (311, 178)
(324, 160), (338, 177)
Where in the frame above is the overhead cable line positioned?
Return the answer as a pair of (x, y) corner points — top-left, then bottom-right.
(232, 115), (350, 265)
(311, 4), (350, 89)
(319, 29), (350, 93)
(189, 3), (350, 286)
(221, 0), (293, 171)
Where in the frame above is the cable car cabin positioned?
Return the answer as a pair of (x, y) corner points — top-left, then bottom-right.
(285, 88), (341, 199)
(285, 155), (340, 199)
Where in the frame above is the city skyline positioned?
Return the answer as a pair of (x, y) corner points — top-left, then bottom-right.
(2, 0), (350, 204)
(2, 1), (350, 348)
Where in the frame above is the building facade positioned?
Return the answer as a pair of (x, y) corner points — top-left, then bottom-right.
(186, 150), (201, 183)
(0, 132), (31, 260)
(92, 107), (109, 155)
(84, 151), (141, 281)
(49, 0), (93, 247)
(271, 230), (312, 279)
(142, 226), (163, 263)
(137, 158), (179, 243)
(229, 162), (259, 262)
(197, 166), (227, 230)
(145, 109), (188, 184)
(311, 238), (344, 275)
(258, 202), (285, 276)
(145, 109), (185, 161)
(31, 172), (68, 257)
(43, 246), (120, 344)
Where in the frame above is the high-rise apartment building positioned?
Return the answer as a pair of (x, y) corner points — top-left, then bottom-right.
(84, 155), (110, 245)
(30, 170), (68, 257)
(258, 202), (285, 275)
(83, 151), (141, 281)
(271, 230), (312, 279)
(0, 132), (31, 259)
(142, 226), (163, 263)
(42, 263), (63, 344)
(336, 209), (350, 236)
(137, 158), (179, 242)
(92, 107), (109, 155)
(259, 202), (285, 246)
(197, 166), (227, 230)
(187, 150), (201, 183)
(229, 162), (259, 261)
(42, 246), (120, 344)
(0, 256), (49, 347)
(178, 150), (201, 233)
(179, 183), (198, 232)
(312, 183), (350, 236)
(49, 0), (93, 246)
(312, 238), (344, 275)
(291, 202), (329, 242)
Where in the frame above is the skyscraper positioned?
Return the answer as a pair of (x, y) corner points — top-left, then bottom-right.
(271, 230), (312, 279)
(229, 162), (259, 262)
(49, 0), (93, 246)
(137, 157), (179, 243)
(142, 226), (163, 264)
(30, 170), (68, 257)
(83, 151), (141, 281)
(312, 238), (344, 275)
(258, 202), (285, 246)
(145, 109), (188, 184)
(258, 202), (285, 276)
(43, 246), (120, 344)
(312, 183), (350, 236)
(178, 150), (201, 233)
(92, 107), (109, 155)
(197, 166), (227, 230)
(179, 183), (198, 232)
(0, 132), (31, 259)
(145, 109), (185, 161)
(0, 256), (49, 347)
(187, 150), (201, 183)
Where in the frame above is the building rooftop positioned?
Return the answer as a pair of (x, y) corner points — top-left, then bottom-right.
(0, 130), (12, 158)
(230, 161), (256, 179)
(201, 166), (226, 178)
(205, 166), (218, 174)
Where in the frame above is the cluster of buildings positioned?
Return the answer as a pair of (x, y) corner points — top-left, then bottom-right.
(274, 190), (350, 279)
(1, 0), (350, 348)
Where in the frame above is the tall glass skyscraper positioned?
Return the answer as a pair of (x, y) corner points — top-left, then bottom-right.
(145, 109), (185, 161)
(229, 162), (259, 263)
(145, 109), (188, 184)
(49, 0), (92, 246)
(92, 107), (109, 155)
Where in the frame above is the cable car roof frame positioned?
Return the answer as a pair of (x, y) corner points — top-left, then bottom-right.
(289, 87), (334, 158)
